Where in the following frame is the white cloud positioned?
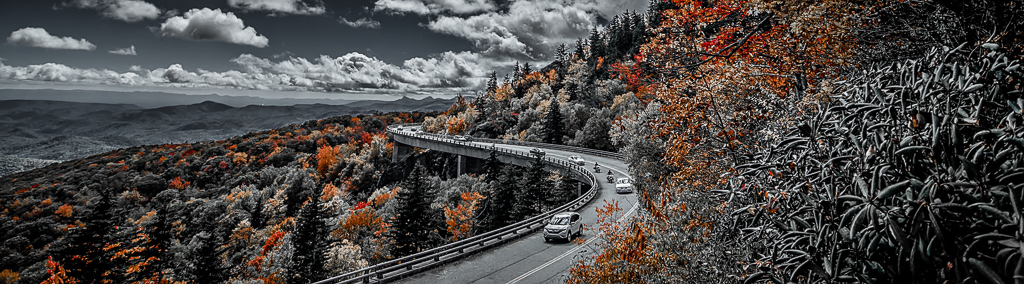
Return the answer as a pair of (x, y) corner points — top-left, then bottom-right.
(339, 17), (382, 29)
(64, 0), (162, 22)
(422, 0), (646, 60)
(108, 45), (137, 55)
(0, 52), (489, 93)
(7, 27), (96, 51)
(425, 1), (591, 59)
(227, 0), (326, 15)
(230, 52), (486, 90)
(158, 8), (269, 48)
(374, 0), (495, 15)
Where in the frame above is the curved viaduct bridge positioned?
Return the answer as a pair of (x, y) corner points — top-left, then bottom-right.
(316, 125), (639, 284)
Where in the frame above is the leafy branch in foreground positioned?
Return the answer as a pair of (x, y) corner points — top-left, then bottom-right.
(734, 44), (1024, 282)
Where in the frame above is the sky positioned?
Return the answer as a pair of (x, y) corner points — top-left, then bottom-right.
(0, 0), (647, 100)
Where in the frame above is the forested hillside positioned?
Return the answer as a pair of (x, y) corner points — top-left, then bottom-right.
(0, 105), (582, 283)
(437, 0), (1024, 282)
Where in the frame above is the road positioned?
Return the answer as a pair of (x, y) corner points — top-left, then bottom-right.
(396, 138), (639, 284)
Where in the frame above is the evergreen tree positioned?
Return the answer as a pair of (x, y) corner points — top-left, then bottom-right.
(542, 101), (564, 144)
(483, 150), (502, 184)
(484, 164), (520, 230)
(517, 155), (550, 217)
(189, 230), (228, 283)
(53, 191), (116, 284)
(630, 11), (647, 56)
(512, 62), (523, 83)
(587, 27), (605, 64)
(290, 190), (328, 283)
(574, 38), (586, 61)
(607, 15), (624, 61)
(121, 205), (174, 282)
(486, 72), (498, 97)
(555, 43), (568, 69)
(392, 163), (439, 256)
(552, 174), (578, 206)
(148, 207), (173, 275)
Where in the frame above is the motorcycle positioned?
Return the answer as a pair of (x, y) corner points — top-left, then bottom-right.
(594, 162), (601, 173)
(606, 172), (614, 183)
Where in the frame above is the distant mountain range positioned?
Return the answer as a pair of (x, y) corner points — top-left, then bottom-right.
(0, 95), (455, 176)
(0, 88), (407, 108)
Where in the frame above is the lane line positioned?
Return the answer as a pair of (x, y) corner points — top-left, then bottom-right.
(506, 187), (641, 284)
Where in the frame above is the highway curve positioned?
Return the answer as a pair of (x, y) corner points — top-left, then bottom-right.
(396, 138), (639, 284)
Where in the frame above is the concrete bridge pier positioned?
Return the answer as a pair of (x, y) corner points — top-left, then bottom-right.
(393, 143), (413, 163)
(457, 155), (467, 176)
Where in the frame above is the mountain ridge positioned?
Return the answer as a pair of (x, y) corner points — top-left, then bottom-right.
(0, 97), (453, 176)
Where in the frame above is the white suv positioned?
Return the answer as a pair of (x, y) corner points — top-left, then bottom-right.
(544, 212), (582, 242)
(615, 178), (633, 194)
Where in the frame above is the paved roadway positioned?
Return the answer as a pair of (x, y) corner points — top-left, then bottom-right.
(396, 138), (640, 284)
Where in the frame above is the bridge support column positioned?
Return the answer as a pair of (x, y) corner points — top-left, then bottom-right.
(457, 155), (467, 176)
(393, 143), (413, 163)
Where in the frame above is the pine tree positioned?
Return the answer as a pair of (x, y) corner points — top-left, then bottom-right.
(486, 72), (498, 97)
(543, 101), (564, 144)
(574, 38), (586, 60)
(392, 163), (439, 257)
(190, 230), (227, 283)
(53, 191), (116, 284)
(587, 27), (605, 65)
(484, 164), (520, 230)
(517, 155), (550, 217)
(483, 150), (502, 184)
(607, 15), (624, 61)
(290, 190), (328, 283)
(630, 11), (647, 56)
(552, 174), (578, 206)
(119, 206), (173, 282)
(555, 43), (568, 69)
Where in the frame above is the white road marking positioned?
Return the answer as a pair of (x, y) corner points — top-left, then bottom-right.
(505, 189), (641, 284)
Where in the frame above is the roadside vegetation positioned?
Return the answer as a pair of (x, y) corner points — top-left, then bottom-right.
(438, 0), (1024, 282)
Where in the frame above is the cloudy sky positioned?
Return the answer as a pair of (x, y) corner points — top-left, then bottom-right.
(0, 0), (646, 99)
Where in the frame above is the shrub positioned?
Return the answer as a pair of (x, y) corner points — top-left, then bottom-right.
(734, 45), (1023, 282)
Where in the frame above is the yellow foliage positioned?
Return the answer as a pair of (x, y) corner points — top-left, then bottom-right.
(0, 269), (17, 284)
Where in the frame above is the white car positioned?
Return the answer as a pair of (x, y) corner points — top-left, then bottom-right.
(544, 212), (582, 242)
(568, 155), (585, 165)
(454, 135), (470, 141)
(530, 148), (546, 157)
(615, 178), (633, 194)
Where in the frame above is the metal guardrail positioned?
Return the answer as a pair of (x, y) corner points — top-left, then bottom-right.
(471, 138), (624, 161)
(314, 124), (614, 284)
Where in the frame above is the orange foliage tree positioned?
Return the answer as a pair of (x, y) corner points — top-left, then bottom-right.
(442, 192), (485, 241)
(569, 200), (665, 283)
(316, 144), (340, 177)
(168, 176), (190, 190)
(41, 256), (77, 284)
